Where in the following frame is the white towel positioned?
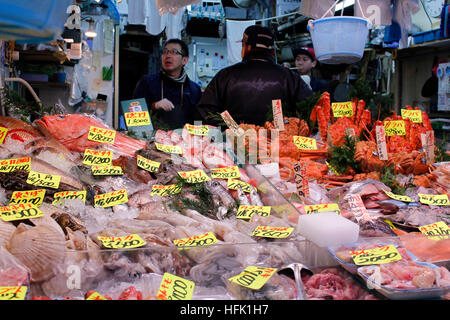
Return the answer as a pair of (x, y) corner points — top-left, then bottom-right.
(226, 19), (255, 65)
(146, 0), (166, 35)
(127, 0), (148, 25)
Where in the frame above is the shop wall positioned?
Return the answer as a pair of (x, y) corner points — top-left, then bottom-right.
(399, 51), (449, 111)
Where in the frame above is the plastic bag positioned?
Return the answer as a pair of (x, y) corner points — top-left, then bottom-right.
(0, 245), (31, 287)
(155, 0), (200, 15)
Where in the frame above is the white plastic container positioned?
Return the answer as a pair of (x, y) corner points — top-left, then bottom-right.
(297, 212), (359, 247)
(308, 17), (371, 64)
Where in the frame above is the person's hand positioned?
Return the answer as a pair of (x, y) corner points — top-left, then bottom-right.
(154, 98), (175, 111)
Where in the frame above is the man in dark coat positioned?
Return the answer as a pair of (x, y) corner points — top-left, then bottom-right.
(196, 25), (312, 126)
(133, 39), (202, 129)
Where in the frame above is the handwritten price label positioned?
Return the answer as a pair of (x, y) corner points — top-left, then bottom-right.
(346, 194), (368, 216)
(236, 205), (271, 220)
(173, 231), (218, 249)
(0, 127), (8, 145)
(332, 101), (354, 118)
(272, 99), (285, 131)
(228, 266), (277, 290)
(185, 123), (209, 136)
(83, 149), (113, 166)
(87, 126), (116, 144)
(293, 162), (309, 197)
(220, 110), (245, 137)
(52, 190), (86, 204)
(124, 111), (151, 127)
(151, 184), (182, 197)
(137, 155), (160, 173)
(94, 189), (128, 207)
(351, 245), (402, 266)
(9, 189), (46, 207)
(91, 165), (123, 176)
(211, 166), (240, 179)
(227, 179), (255, 193)
(293, 136), (317, 150)
(384, 120), (406, 136)
(26, 171), (61, 189)
(0, 286), (27, 300)
(418, 193), (449, 206)
(155, 142), (183, 155)
(375, 126), (388, 161)
(304, 203), (340, 214)
(0, 156), (31, 173)
(157, 273), (195, 301)
(98, 234), (146, 249)
(383, 190), (413, 202)
(178, 169), (211, 183)
(86, 292), (109, 300)
(401, 109), (422, 123)
(419, 221), (450, 240)
(0, 203), (43, 222)
(251, 226), (294, 239)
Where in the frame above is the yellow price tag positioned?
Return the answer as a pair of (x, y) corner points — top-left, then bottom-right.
(384, 219), (397, 230)
(9, 189), (46, 207)
(151, 184), (182, 197)
(0, 203), (43, 222)
(236, 205), (271, 220)
(87, 126), (116, 144)
(52, 190), (87, 204)
(94, 189), (128, 207)
(228, 266), (277, 290)
(418, 193), (449, 206)
(0, 126), (7, 145)
(0, 286), (27, 300)
(157, 273), (195, 300)
(383, 190), (413, 202)
(124, 111), (151, 127)
(401, 109), (422, 123)
(185, 123), (210, 136)
(304, 203), (340, 214)
(173, 232), (218, 249)
(251, 226), (294, 239)
(384, 120), (406, 136)
(178, 169), (211, 183)
(137, 155), (160, 173)
(91, 165), (123, 176)
(227, 179), (255, 193)
(350, 245), (402, 266)
(26, 170), (61, 189)
(332, 101), (354, 118)
(0, 156), (31, 173)
(82, 149), (113, 166)
(211, 166), (240, 179)
(98, 234), (146, 249)
(86, 292), (109, 300)
(155, 142), (183, 154)
(293, 136), (317, 150)
(419, 221), (450, 240)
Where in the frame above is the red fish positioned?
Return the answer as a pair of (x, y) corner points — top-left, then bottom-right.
(34, 114), (147, 157)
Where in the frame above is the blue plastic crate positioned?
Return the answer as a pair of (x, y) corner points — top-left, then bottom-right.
(412, 29), (442, 44)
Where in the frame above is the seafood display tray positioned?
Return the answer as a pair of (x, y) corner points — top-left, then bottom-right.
(357, 263), (450, 300)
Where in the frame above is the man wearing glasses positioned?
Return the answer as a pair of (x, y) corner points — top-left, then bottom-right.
(133, 39), (202, 129)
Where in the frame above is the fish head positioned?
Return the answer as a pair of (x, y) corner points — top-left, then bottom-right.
(0, 116), (42, 148)
(34, 114), (102, 140)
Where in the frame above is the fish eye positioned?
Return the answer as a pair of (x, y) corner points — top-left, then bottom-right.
(58, 115), (66, 119)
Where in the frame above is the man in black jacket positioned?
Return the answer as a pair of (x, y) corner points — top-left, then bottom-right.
(133, 39), (202, 130)
(196, 25), (312, 127)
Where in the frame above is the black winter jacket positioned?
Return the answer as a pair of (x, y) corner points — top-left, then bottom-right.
(196, 52), (313, 126)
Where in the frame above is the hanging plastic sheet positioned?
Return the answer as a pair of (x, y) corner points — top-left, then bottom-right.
(299, 0), (336, 19)
(354, 0), (392, 26)
(155, 0), (201, 15)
